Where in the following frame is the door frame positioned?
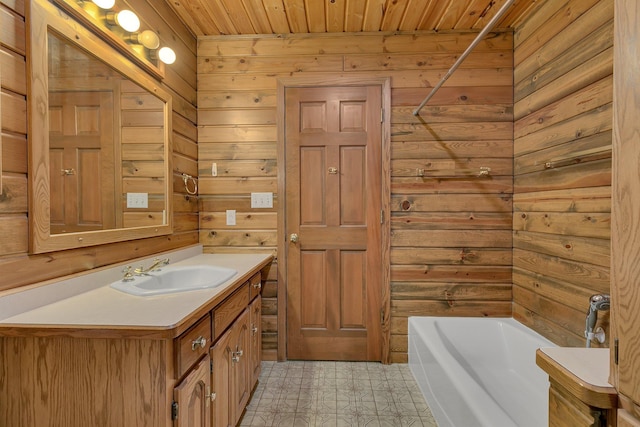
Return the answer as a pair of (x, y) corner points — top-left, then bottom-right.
(276, 76), (392, 363)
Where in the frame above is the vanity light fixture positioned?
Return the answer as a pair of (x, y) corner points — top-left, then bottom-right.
(72, 0), (177, 72)
(128, 29), (160, 49)
(106, 9), (140, 32)
(157, 47), (176, 65)
(91, 0), (114, 9)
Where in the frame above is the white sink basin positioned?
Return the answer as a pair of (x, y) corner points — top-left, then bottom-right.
(110, 265), (237, 296)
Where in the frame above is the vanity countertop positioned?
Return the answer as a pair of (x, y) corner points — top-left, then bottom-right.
(536, 347), (617, 409)
(0, 252), (272, 339)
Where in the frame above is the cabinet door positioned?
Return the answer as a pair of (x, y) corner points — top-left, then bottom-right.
(211, 328), (232, 427)
(249, 295), (262, 389)
(173, 356), (211, 427)
(229, 309), (250, 425)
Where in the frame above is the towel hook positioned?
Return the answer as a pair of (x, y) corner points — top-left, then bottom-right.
(182, 173), (198, 195)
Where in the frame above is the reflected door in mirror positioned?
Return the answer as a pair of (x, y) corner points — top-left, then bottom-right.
(49, 91), (117, 234)
(28, 0), (172, 253)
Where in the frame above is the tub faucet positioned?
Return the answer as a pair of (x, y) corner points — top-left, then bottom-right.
(134, 258), (170, 276)
(585, 294), (610, 348)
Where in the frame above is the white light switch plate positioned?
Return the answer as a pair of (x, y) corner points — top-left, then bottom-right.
(126, 193), (148, 208)
(251, 192), (273, 208)
(226, 209), (236, 226)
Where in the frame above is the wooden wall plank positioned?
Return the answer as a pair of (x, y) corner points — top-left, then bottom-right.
(515, 0), (613, 83)
(391, 248), (512, 266)
(513, 230), (610, 267)
(197, 32), (512, 57)
(514, 212), (611, 239)
(515, 48), (613, 121)
(392, 212), (512, 230)
(513, 186), (611, 213)
(513, 248), (609, 295)
(391, 176), (513, 194)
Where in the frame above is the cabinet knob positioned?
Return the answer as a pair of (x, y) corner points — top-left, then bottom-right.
(252, 326), (259, 335)
(191, 336), (207, 351)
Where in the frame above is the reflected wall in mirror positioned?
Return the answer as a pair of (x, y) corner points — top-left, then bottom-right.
(29, 0), (172, 253)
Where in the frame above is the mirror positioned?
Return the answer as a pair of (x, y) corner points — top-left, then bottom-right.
(29, 0), (172, 253)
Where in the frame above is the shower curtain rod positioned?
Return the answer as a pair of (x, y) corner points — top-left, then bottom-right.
(413, 0), (516, 116)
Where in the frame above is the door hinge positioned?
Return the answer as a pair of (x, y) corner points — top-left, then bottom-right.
(380, 108), (384, 123)
(380, 308), (385, 325)
(614, 338), (619, 365)
(171, 401), (179, 420)
(210, 358), (214, 373)
(380, 209), (384, 224)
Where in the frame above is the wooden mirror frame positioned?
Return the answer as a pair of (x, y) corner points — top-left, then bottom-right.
(28, 0), (173, 253)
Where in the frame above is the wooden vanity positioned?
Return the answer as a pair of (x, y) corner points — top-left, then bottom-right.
(0, 251), (272, 427)
(537, 347), (618, 427)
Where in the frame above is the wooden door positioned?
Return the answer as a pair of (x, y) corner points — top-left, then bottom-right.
(48, 91), (116, 233)
(173, 356), (211, 427)
(285, 85), (383, 361)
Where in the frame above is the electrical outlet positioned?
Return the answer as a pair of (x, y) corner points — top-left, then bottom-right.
(251, 192), (273, 208)
(126, 193), (148, 208)
(211, 163), (217, 176)
(226, 209), (236, 226)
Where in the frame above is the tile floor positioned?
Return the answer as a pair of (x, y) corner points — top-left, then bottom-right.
(240, 361), (438, 426)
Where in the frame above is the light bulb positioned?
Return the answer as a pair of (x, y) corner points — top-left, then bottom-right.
(115, 10), (140, 32)
(91, 0), (115, 9)
(136, 30), (160, 49)
(158, 47), (176, 64)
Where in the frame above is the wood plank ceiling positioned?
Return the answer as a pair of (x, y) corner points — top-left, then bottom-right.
(167, 0), (540, 36)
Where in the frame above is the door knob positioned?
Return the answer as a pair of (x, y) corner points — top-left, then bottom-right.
(290, 233), (299, 243)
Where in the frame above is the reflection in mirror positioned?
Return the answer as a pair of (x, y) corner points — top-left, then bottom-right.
(47, 32), (166, 234)
(29, 0), (172, 253)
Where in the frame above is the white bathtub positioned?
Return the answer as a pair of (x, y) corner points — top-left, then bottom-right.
(408, 317), (556, 427)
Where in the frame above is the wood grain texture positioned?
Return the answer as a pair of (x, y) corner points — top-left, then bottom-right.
(0, 336), (173, 427)
(170, 0), (536, 35)
(612, 0), (640, 409)
(513, 0), (613, 347)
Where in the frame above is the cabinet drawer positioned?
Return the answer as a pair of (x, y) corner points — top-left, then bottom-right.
(175, 314), (211, 378)
(213, 282), (249, 339)
(248, 272), (262, 301)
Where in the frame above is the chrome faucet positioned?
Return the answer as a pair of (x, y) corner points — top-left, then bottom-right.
(133, 258), (170, 276)
(585, 294), (610, 348)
